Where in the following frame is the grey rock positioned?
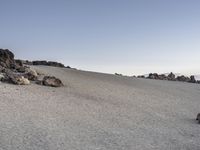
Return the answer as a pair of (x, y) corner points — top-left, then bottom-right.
(42, 76), (63, 87)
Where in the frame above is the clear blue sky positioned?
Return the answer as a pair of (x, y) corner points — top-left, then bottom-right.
(0, 0), (200, 75)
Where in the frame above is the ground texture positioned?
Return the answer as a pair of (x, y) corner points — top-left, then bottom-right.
(0, 66), (200, 150)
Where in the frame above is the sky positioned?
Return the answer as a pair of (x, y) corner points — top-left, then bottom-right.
(0, 0), (200, 75)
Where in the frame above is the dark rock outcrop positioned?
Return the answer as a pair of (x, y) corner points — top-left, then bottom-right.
(32, 61), (65, 67)
(40, 76), (63, 87)
(0, 49), (16, 69)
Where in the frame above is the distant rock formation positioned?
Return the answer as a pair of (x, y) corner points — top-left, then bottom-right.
(137, 72), (199, 84)
(32, 60), (65, 67)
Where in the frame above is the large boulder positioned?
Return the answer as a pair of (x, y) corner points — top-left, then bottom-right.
(41, 76), (63, 87)
(0, 49), (16, 69)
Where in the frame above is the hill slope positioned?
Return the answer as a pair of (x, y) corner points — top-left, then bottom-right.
(0, 66), (200, 150)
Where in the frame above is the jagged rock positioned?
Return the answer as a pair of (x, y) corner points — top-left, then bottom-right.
(0, 49), (16, 69)
(168, 72), (176, 80)
(196, 113), (200, 124)
(189, 75), (196, 83)
(176, 75), (190, 82)
(42, 76), (63, 87)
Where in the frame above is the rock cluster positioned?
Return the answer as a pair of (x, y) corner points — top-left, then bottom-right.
(0, 49), (63, 87)
(137, 72), (200, 84)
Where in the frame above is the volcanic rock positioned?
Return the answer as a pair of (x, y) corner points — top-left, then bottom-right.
(32, 61), (65, 67)
(42, 76), (63, 87)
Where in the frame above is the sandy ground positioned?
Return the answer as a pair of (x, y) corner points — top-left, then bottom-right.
(0, 66), (200, 150)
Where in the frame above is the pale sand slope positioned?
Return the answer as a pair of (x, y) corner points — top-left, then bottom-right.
(0, 66), (200, 150)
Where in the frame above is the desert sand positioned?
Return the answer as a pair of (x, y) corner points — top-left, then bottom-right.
(0, 65), (200, 150)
